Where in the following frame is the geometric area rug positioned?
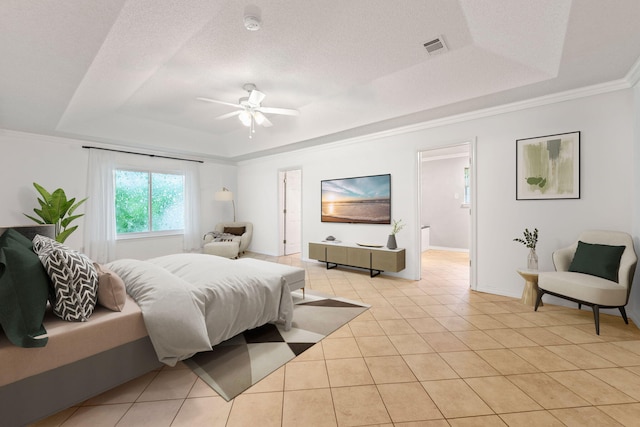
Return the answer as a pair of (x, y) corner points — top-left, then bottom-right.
(183, 290), (370, 401)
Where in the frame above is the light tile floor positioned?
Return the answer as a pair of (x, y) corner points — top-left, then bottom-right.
(33, 250), (640, 426)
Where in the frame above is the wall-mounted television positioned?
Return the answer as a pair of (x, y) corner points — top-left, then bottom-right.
(321, 174), (391, 224)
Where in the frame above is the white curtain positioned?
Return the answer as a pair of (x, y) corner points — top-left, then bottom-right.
(84, 149), (202, 262)
(182, 161), (201, 252)
(84, 149), (117, 263)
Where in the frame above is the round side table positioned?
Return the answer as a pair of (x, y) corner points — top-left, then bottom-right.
(517, 269), (543, 307)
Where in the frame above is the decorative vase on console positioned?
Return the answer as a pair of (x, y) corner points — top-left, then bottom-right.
(528, 248), (538, 270)
(513, 227), (539, 270)
(387, 234), (397, 250)
(387, 219), (404, 250)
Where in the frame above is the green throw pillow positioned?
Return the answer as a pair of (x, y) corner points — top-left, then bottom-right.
(568, 241), (626, 282)
(0, 228), (34, 250)
(0, 230), (50, 347)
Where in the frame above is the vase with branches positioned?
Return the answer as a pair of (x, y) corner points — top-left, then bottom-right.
(513, 227), (539, 270)
(387, 219), (404, 249)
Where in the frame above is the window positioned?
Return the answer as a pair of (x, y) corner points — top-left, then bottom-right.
(115, 169), (185, 235)
(462, 167), (471, 207)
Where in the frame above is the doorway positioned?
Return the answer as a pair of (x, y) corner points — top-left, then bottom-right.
(278, 169), (302, 256)
(418, 141), (476, 289)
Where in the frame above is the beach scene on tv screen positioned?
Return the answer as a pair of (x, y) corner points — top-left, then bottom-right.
(321, 175), (390, 224)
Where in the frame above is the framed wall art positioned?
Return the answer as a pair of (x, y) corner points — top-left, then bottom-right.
(516, 131), (580, 200)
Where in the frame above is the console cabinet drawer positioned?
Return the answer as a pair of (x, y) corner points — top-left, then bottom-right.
(309, 243), (348, 264)
(308, 242), (405, 276)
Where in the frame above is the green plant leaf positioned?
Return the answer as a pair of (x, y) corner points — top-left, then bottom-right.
(56, 226), (77, 244)
(61, 214), (84, 228)
(68, 197), (88, 216)
(33, 182), (52, 202)
(59, 199), (74, 219)
(23, 214), (44, 224)
(49, 189), (69, 217)
(34, 206), (58, 224)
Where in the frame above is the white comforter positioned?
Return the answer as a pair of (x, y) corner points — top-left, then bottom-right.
(107, 253), (294, 366)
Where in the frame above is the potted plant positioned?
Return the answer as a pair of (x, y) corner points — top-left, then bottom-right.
(387, 219), (404, 249)
(513, 227), (539, 270)
(24, 182), (88, 244)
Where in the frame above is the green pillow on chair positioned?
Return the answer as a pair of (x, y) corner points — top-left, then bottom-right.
(0, 229), (51, 347)
(568, 241), (626, 282)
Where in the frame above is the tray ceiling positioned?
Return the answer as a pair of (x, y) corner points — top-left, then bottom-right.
(1, 0), (640, 161)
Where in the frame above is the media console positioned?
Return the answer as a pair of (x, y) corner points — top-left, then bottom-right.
(309, 241), (405, 277)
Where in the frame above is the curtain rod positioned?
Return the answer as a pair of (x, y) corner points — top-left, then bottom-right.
(82, 146), (204, 163)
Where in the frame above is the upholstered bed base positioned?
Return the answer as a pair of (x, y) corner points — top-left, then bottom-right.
(0, 336), (161, 426)
(0, 293), (161, 427)
(0, 225), (162, 426)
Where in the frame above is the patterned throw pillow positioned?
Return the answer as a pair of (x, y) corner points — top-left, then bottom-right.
(204, 231), (238, 242)
(33, 235), (98, 322)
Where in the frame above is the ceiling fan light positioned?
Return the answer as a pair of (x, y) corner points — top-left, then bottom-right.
(238, 110), (252, 126)
(254, 111), (266, 125)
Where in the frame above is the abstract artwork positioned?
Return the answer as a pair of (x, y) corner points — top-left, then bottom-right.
(516, 131), (580, 200)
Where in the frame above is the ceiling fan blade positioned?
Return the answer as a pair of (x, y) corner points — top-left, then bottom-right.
(196, 97), (241, 109)
(215, 110), (242, 120)
(257, 106), (300, 116)
(248, 89), (266, 106)
(254, 111), (273, 127)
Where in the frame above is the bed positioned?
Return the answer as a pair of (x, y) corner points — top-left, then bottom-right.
(0, 225), (300, 426)
(107, 253), (294, 365)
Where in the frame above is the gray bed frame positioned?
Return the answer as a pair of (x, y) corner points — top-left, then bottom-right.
(0, 225), (162, 426)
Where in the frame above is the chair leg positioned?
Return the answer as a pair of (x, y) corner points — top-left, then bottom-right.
(534, 289), (544, 311)
(578, 303), (582, 310)
(592, 305), (600, 335)
(620, 306), (629, 324)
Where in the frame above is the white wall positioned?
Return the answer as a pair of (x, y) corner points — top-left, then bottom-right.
(629, 83), (640, 319)
(237, 89), (636, 305)
(421, 155), (470, 250)
(0, 130), (237, 259)
(0, 131), (89, 250)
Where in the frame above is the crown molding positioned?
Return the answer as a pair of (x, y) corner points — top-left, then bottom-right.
(237, 78), (633, 165)
(626, 56), (640, 88)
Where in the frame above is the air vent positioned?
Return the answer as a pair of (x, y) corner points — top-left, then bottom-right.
(423, 36), (448, 56)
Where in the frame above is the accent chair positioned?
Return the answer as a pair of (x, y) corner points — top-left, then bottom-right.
(536, 230), (637, 335)
(203, 222), (253, 258)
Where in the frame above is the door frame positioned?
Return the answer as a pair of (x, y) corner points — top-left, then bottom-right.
(416, 138), (477, 289)
(277, 167), (302, 256)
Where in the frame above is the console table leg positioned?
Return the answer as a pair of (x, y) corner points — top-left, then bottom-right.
(326, 262), (337, 270)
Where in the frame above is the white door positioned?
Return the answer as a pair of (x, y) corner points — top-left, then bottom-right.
(279, 169), (302, 255)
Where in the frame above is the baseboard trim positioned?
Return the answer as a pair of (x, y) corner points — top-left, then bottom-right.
(425, 246), (469, 253)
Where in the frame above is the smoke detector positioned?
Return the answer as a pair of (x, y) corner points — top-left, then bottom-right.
(423, 36), (448, 56)
(244, 15), (261, 31)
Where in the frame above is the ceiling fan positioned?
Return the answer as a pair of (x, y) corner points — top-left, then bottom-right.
(197, 83), (299, 138)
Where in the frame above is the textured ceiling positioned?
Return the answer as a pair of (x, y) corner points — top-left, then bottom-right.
(1, 0), (640, 161)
